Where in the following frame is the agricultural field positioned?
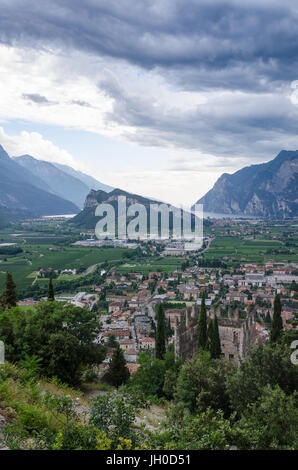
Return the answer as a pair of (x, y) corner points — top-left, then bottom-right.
(0, 219), (297, 297)
(203, 221), (298, 264)
(0, 231), (135, 293)
(117, 256), (184, 274)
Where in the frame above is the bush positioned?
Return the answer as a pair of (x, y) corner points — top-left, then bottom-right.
(16, 404), (51, 434)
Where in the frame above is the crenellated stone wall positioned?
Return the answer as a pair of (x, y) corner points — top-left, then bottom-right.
(175, 304), (256, 364)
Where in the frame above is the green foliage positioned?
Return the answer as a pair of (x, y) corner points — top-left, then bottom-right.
(0, 272), (18, 309)
(89, 391), (138, 446)
(16, 403), (51, 434)
(130, 350), (182, 400)
(198, 292), (208, 351)
(264, 311), (272, 325)
(163, 368), (179, 400)
(226, 340), (298, 415)
(238, 385), (298, 449)
(270, 294), (283, 342)
(130, 352), (166, 398)
(19, 354), (43, 383)
(106, 333), (118, 348)
(175, 353), (235, 415)
(0, 246), (23, 256)
(160, 407), (240, 450)
(155, 303), (166, 359)
(210, 315), (221, 359)
(0, 301), (105, 385)
(51, 423), (99, 450)
(106, 346), (130, 388)
(47, 278), (55, 301)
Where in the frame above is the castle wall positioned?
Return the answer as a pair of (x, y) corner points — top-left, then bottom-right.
(175, 305), (256, 364)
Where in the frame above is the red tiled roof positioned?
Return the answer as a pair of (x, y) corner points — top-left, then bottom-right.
(126, 363), (140, 374)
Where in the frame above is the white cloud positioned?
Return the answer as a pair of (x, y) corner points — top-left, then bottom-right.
(0, 126), (76, 166)
(0, 44), (205, 143)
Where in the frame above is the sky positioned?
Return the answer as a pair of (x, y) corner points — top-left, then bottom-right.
(1, 0), (298, 206)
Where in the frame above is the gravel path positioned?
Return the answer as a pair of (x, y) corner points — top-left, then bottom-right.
(0, 414), (9, 450)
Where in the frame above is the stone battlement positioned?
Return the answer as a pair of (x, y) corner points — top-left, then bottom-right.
(175, 304), (256, 364)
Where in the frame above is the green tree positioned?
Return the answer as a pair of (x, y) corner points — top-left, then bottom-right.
(270, 294), (283, 342)
(239, 385), (298, 449)
(175, 353), (234, 415)
(1, 272), (18, 308)
(47, 332), (83, 385)
(89, 391), (138, 445)
(198, 292), (208, 350)
(155, 303), (166, 359)
(210, 315), (221, 359)
(48, 277), (55, 301)
(130, 352), (166, 397)
(106, 333), (118, 348)
(264, 311), (272, 325)
(226, 341), (298, 415)
(0, 301), (105, 384)
(207, 318), (214, 351)
(107, 345), (130, 388)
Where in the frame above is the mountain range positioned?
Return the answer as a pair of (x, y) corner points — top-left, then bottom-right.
(0, 145), (114, 226)
(196, 150), (298, 218)
(1, 143), (297, 227)
(14, 155), (113, 209)
(0, 145), (78, 222)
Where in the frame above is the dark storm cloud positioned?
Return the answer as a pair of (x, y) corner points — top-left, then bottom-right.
(2, 0), (298, 161)
(1, 0), (298, 91)
(98, 72), (298, 159)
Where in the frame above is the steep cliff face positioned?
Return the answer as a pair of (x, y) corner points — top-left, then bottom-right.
(196, 151), (298, 218)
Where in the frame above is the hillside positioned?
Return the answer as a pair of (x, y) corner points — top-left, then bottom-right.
(14, 155), (91, 209)
(0, 145), (79, 217)
(196, 150), (298, 218)
(70, 188), (162, 229)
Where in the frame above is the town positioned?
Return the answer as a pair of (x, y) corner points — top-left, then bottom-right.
(9, 216), (297, 375)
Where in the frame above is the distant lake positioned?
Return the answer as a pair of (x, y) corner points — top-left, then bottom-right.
(41, 212), (261, 221)
(204, 212), (261, 220)
(42, 214), (78, 219)
(0, 243), (17, 247)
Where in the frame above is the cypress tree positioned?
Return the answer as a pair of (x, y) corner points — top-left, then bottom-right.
(48, 277), (55, 301)
(107, 345), (130, 388)
(264, 311), (272, 325)
(198, 291), (208, 350)
(207, 318), (214, 351)
(210, 315), (221, 359)
(155, 303), (166, 359)
(1, 272), (17, 308)
(271, 294), (283, 342)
